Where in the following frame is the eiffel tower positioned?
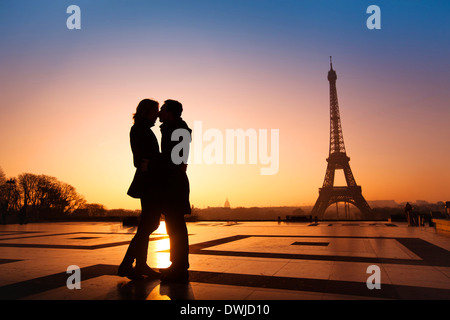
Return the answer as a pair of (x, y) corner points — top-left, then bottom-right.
(311, 58), (371, 219)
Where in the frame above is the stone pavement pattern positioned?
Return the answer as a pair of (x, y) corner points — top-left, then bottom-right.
(0, 221), (449, 300)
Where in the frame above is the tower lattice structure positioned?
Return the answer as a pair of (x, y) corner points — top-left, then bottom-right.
(311, 58), (371, 219)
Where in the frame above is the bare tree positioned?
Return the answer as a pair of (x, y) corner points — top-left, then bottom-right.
(16, 173), (85, 219)
(0, 167), (8, 223)
(4, 178), (21, 212)
(58, 182), (86, 214)
(77, 203), (106, 216)
(0, 166), (6, 185)
(18, 173), (39, 207)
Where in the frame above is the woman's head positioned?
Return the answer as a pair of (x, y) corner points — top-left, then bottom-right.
(133, 99), (159, 124)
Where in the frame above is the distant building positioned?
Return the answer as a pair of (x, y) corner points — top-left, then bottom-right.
(224, 198), (230, 208)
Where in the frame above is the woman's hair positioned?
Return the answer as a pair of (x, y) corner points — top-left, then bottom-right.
(133, 99), (159, 123)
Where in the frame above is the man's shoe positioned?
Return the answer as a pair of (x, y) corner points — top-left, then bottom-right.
(118, 264), (144, 281)
(160, 269), (189, 283)
(159, 266), (173, 274)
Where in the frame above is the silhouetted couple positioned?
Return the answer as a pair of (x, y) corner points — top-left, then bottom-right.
(118, 99), (192, 283)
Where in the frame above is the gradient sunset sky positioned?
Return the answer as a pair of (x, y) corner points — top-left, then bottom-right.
(1, 0), (449, 210)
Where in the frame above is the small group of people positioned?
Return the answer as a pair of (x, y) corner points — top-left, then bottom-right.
(404, 202), (433, 227)
(118, 98), (192, 283)
(404, 202), (418, 226)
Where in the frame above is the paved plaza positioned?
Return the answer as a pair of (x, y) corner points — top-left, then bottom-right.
(0, 220), (449, 300)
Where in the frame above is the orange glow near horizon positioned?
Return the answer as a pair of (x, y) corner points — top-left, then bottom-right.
(1, 56), (449, 210)
(1, 2), (449, 210)
(2, 72), (449, 211)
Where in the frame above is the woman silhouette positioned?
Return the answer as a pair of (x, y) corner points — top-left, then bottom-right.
(118, 99), (162, 280)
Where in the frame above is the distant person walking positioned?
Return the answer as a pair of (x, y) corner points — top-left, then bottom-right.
(118, 99), (162, 280)
(158, 99), (192, 283)
(404, 202), (413, 226)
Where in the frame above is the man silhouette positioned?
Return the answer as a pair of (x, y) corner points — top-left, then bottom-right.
(158, 99), (192, 283)
(118, 99), (162, 280)
(404, 202), (413, 226)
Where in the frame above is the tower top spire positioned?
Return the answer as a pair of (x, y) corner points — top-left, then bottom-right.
(328, 56), (337, 81)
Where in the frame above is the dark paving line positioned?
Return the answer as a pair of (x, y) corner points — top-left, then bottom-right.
(191, 249), (427, 266)
(1, 264), (449, 300)
(0, 231), (142, 241)
(188, 235), (450, 267)
(0, 236), (168, 250)
(0, 259), (22, 265)
(395, 238), (450, 267)
(0, 264), (117, 300)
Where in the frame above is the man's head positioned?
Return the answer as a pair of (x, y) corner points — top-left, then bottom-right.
(159, 99), (183, 123)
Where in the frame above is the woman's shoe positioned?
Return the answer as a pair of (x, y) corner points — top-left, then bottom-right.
(118, 264), (144, 281)
(135, 264), (161, 278)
